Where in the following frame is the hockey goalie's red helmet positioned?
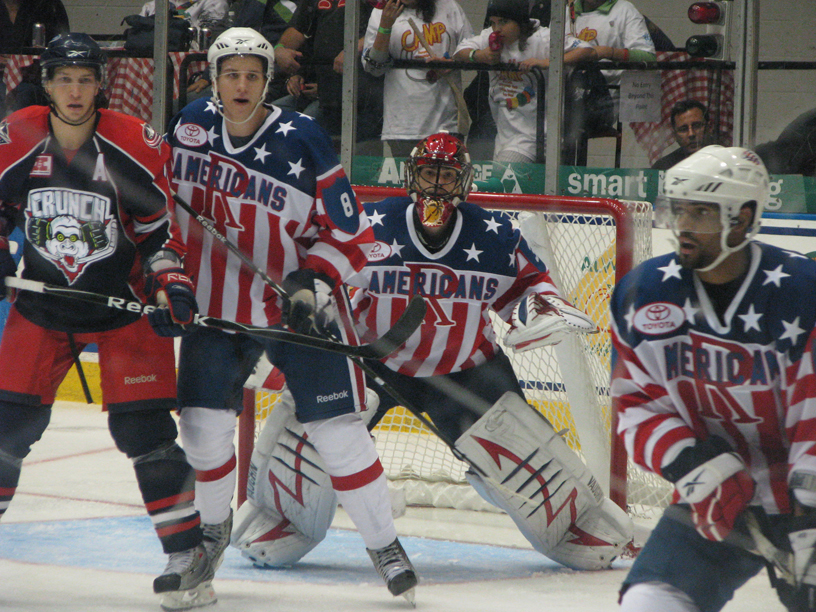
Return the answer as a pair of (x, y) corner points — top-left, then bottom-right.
(405, 133), (474, 228)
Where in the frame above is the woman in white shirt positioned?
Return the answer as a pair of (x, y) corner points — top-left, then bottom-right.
(362, 0), (473, 158)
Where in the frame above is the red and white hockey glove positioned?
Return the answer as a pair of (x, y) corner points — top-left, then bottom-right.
(504, 293), (597, 352)
(674, 452), (755, 542)
(0, 236), (17, 300)
(144, 267), (198, 337)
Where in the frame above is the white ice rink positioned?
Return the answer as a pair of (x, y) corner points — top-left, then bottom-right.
(0, 402), (784, 612)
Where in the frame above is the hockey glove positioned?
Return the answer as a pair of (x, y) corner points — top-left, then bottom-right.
(281, 268), (335, 336)
(504, 293), (597, 352)
(0, 236), (17, 299)
(674, 451), (755, 542)
(144, 267), (198, 337)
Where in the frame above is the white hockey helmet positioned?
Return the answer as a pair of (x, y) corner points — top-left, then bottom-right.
(208, 27), (275, 115)
(661, 145), (769, 270)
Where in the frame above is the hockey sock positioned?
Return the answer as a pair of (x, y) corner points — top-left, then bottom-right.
(133, 441), (202, 553)
(304, 413), (397, 550)
(179, 407), (237, 525)
(0, 448), (22, 520)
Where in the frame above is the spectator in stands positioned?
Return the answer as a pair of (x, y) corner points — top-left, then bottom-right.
(755, 107), (816, 177)
(0, 0), (68, 51)
(568, 0), (656, 120)
(276, 0), (384, 146)
(652, 100), (711, 171)
(0, 0), (69, 115)
(362, 0), (472, 157)
(140, 0), (228, 29)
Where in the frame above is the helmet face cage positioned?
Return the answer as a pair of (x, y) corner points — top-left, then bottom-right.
(662, 145), (770, 270)
(40, 33), (107, 89)
(405, 133), (474, 227)
(208, 27), (275, 107)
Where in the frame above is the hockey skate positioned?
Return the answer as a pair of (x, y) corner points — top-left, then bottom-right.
(367, 538), (418, 606)
(153, 543), (216, 611)
(202, 509), (233, 580)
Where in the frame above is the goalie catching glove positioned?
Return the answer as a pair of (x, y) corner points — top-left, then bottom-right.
(144, 266), (198, 337)
(504, 293), (597, 352)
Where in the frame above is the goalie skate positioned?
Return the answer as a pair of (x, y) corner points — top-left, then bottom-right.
(456, 392), (632, 570)
(367, 537), (418, 605)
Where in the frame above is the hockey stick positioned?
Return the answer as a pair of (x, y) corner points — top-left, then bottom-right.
(4, 277), (423, 361)
(407, 17), (471, 137)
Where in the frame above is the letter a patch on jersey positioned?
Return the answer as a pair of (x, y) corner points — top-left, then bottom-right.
(31, 155), (52, 177)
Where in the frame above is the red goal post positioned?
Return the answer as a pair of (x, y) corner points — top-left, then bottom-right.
(237, 188), (670, 517)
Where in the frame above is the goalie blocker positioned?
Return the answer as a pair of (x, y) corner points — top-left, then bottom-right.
(456, 392), (633, 570)
(504, 293), (597, 352)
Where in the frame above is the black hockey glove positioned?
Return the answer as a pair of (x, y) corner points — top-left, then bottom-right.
(0, 236), (17, 299)
(144, 267), (198, 337)
(281, 268), (335, 336)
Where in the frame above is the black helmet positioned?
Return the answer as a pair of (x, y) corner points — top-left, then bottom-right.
(40, 33), (106, 84)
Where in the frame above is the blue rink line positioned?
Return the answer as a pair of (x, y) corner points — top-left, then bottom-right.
(0, 515), (590, 585)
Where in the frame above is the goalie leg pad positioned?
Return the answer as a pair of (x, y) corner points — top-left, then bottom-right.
(455, 391), (632, 570)
(244, 390), (337, 543)
(230, 498), (322, 567)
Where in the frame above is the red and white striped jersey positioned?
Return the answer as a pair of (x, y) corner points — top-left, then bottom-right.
(349, 197), (561, 377)
(611, 243), (816, 514)
(167, 99), (374, 326)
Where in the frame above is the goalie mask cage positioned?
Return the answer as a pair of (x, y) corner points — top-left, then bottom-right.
(237, 187), (672, 518)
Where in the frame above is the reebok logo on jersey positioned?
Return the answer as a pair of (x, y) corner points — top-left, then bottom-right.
(633, 302), (685, 335)
(315, 390), (349, 403)
(124, 374), (158, 385)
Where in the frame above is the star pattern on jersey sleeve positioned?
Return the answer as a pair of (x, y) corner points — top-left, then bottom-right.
(682, 298), (699, 323)
(207, 125), (219, 143)
(658, 259), (683, 281)
(390, 239), (405, 258)
(367, 210), (386, 226)
(624, 304), (636, 332)
(738, 304), (763, 332)
(254, 143), (271, 163)
(276, 121), (296, 136)
(780, 316), (805, 343)
(484, 217), (502, 233)
(464, 243), (483, 262)
(762, 264), (790, 287)
(288, 158), (305, 178)
(205, 100), (218, 114)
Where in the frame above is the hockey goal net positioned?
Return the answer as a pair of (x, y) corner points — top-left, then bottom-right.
(236, 188), (671, 518)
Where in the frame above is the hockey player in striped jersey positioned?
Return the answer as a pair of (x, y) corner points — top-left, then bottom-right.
(166, 27), (417, 601)
(0, 34), (210, 610)
(612, 146), (816, 612)
(233, 132), (635, 574)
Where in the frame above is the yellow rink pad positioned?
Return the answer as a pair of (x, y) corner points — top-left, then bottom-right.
(56, 362), (103, 404)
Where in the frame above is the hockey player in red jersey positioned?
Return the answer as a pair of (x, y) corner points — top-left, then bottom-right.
(0, 34), (211, 610)
(232, 132), (635, 574)
(166, 27), (417, 602)
(612, 146), (816, 612)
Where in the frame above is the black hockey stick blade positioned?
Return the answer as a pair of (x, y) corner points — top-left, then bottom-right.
(4, 277), (424, 360)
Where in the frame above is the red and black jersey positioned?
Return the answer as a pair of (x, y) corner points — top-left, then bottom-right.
(0, 106), (186, 333)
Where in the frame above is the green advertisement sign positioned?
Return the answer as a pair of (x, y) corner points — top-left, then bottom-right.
(350, 156), (816, 215)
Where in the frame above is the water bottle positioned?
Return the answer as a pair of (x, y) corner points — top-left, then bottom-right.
(32, 23), (46, 47)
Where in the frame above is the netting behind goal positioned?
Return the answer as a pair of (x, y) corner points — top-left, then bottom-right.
(236, 188), (672, 518)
